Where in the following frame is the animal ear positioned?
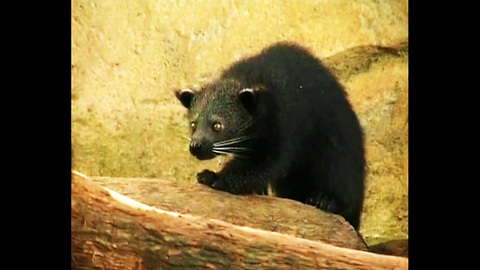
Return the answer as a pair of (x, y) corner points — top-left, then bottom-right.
(175, 88), (196, 109)
(238, 88), (256, 114)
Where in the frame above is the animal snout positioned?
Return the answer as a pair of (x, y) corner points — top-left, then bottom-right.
(189, 141), (202, 156)
(188, 139), (215, 160)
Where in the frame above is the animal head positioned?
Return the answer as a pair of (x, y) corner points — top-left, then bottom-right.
(175, 80), (259, 160)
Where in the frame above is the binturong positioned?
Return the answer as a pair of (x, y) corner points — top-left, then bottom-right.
(175, 42), (366, 230)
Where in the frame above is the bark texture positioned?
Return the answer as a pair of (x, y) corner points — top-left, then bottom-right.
(71, 172), (407, 269)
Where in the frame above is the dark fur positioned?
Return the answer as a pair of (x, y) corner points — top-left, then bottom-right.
(175, 42), (366, 230)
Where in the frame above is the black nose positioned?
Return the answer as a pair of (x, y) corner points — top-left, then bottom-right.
(189, 141), (202, 156)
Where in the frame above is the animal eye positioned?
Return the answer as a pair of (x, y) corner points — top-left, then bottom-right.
(212, 122), (222, 132)
(190, 122), (196, 131)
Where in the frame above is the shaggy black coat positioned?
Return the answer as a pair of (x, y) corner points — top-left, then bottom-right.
(176, 42), (366, 230)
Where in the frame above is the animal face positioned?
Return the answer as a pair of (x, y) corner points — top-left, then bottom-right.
(175, 80), (258, 160)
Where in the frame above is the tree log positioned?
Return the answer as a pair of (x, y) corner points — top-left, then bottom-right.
(87, 173), (366, 250)
(71, 172), (407, 269)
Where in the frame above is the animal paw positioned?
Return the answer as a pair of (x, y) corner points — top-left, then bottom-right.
(197, 170), (217, 186)
(306, 193), (339, 213)
(197, 170), (228, 191)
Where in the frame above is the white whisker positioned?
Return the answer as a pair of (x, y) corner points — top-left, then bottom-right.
(213, 146), (254, 152)
(237, 116), (259, 132)
(212, 149), (232, 156)
(214, 150), (247, 160)
(182, 135), (191, 142)
(213, 135), (257, 147)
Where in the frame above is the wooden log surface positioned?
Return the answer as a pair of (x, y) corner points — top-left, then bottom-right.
(71, 172), (408, 269)
(88, 173), (366, 250)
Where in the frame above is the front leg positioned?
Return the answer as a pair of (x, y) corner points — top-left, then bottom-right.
(305, 192), (340, 214)
(196, 164), (268, 195)
(197, 169), (229, 192)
